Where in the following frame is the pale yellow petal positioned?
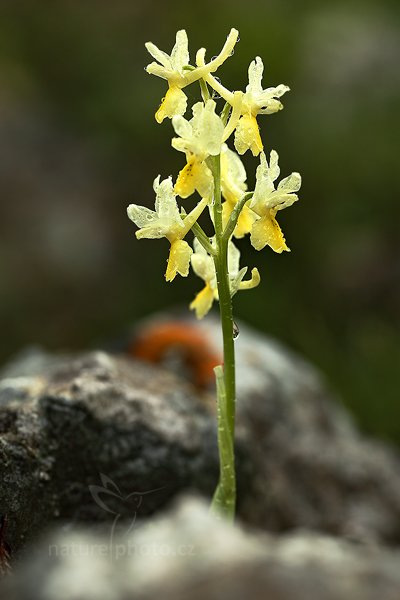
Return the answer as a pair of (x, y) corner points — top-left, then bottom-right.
(145, 43), (172, 70)
(221, 145), (247, 206)
(175, 157), (213, 199)
(155, 176), (181, 222)
(127, 204), (157, 228)
(190, 284), (215, 319)
(171, 30), (189, 71)
(165, 239), (192, 282)
(234, 114), (263, 156)
(277, 172), (302, 194)
(235, 205), (257, 238)
(222, 200), (256, 239)
(222, 200), (234, 231)
(155, 86), (187, 123)
(247, 57), (264, 94)
(191, 239), (216, 284)
(250, 212), (290, 253)
(227, 239), (241, 276)
(171, 114), (192, 140)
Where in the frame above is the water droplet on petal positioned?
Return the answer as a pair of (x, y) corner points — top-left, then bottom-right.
(233, 321), (240, 340)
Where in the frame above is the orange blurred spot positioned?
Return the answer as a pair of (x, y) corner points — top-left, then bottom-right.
(128, 321), (220, 388)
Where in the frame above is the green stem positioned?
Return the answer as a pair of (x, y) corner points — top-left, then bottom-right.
(210, 366), (235, 521)
(180, 208), (216, 256)
(208, 153), (236, 519)
(190, 221), (216, 256)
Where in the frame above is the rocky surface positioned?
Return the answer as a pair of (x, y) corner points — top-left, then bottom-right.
(3, 497), (400, 600)
(0, 348), (219, 553)
(1, 319), (400, 559)
(228, 324), (400, 542)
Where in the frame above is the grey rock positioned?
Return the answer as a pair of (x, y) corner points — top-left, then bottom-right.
(227, 322), (400, 542)
(3, 497), (400, 600)
(1, 319), (400, 558)
(0, 349), (218, 553)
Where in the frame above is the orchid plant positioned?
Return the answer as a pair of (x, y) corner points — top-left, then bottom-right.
(127, 28), (301, 520)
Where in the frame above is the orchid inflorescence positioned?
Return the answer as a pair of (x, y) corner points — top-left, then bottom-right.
(127, 28), (301, 320)
(127, 27), (302, 520)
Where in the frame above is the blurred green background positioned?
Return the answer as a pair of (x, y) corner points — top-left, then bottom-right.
(0, 1), (399, 441)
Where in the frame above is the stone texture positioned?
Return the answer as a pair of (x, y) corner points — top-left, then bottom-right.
(0, 348), (218, 553)
(1, 318), (400, 559)
(227, 322), (400, 542)
(3, 497), (400, 600)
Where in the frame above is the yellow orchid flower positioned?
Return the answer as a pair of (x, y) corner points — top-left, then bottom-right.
(234, 58), (290, 156)
(220, 144), (257, 238)
(190, 238), (260, 319)
(250, 150), (301, 253)
(172, 99), (224, 198)
(145, 28), (239, 123)
(196, 51), (289, 157)
(127, 176), (208, 281)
